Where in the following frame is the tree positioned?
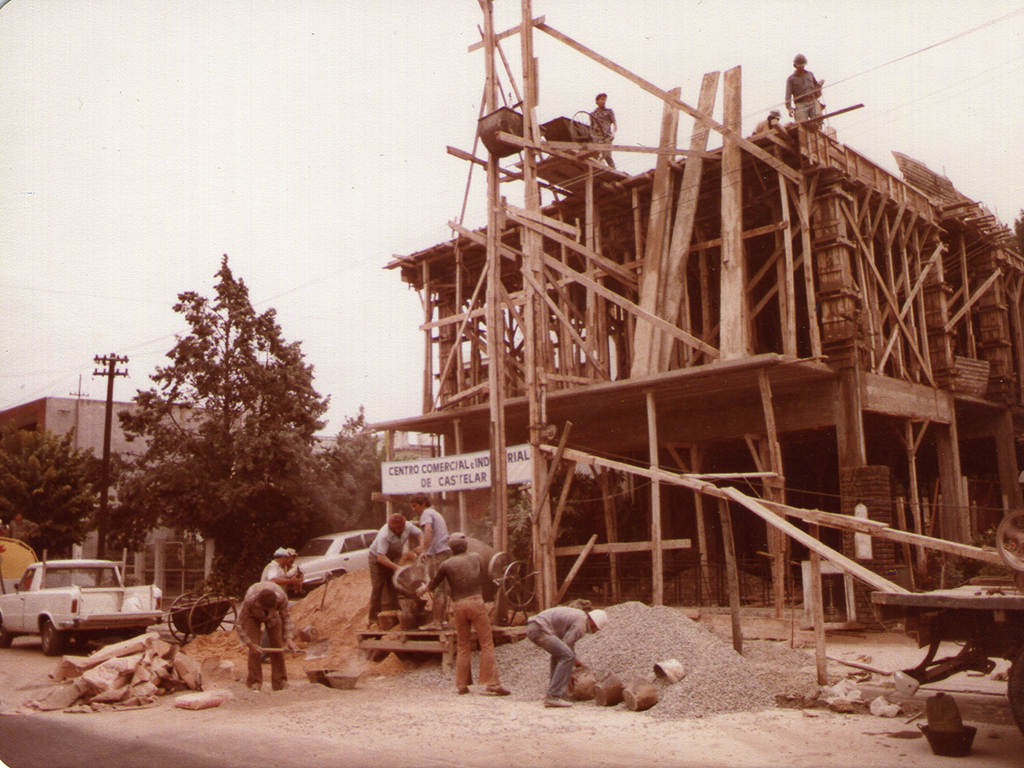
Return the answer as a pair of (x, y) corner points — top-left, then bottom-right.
(0, 423), (96, 556)
(319, 408), (382, 532)
(117, 256), (332, 593)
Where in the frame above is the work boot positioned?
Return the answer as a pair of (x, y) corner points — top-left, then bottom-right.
(544, 696), (572, 708)
(486, 684), (511, 696)
(248, 682), (262, 692)
(457, 687), (470, 695)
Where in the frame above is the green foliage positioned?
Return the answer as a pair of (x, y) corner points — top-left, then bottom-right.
(0, 423), (95, 556)
(318, 408), (382, 532)
(116, 256), (335, 594)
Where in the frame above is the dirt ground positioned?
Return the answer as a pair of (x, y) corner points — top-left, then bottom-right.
(0, 595), (1021, 768)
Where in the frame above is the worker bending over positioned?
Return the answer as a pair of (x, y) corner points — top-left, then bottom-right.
(527, 605), (608, 707)
(367, 513), (422, 627)
(236, 581), (297, 692)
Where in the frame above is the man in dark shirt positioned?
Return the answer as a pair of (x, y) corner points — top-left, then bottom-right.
(418, 533), (510, 696)
(589, 93), (617, 168)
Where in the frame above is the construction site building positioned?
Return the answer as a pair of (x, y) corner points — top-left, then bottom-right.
(374, 11), (1022, 624)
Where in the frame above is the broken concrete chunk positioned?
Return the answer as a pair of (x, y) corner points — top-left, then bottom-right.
(173, 653), (202, 690)
(174, 690), (232, 710)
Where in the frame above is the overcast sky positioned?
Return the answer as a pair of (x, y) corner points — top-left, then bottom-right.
(2, 1), (1022, 435)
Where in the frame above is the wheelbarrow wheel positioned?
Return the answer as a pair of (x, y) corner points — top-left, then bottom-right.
(188, 593), (237, 637)
(1009, 644), (1024, 736)
(168, 592), (202, 644)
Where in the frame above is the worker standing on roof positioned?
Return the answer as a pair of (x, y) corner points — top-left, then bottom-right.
(785, 54), (824, 124)
(589, 93), (617, 168)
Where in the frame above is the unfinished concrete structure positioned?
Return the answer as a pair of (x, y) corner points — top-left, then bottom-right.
(376, 7), (1021, 624)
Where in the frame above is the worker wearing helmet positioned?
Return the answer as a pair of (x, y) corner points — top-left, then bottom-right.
(753, 109), (782, 135)
(526, 605), (609, 707)
(785, 54), (824, 124)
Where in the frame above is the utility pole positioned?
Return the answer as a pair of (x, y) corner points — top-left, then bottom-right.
(93, 354), (128, 559)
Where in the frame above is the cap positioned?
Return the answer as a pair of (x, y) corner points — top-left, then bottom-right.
(273, 547), (289, 558)
(588, 609), (609, 631)
(768, 109), (781, 119)
(285, 548), (297, 557)
(449, 532), (468, 553)
(793, 54), (807, 66)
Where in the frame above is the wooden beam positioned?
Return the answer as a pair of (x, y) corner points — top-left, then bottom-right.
(719, 66), (746, 360)
(554, 534), (598, 604)
(647, 390), (664, 606)
(944, 268), (1002, 333)
(718, 497), (743, 654)
(554, 539), (693, 556)
(468, 15), (544, 52)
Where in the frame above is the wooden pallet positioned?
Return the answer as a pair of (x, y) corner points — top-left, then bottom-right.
(356, 625), (529, 675)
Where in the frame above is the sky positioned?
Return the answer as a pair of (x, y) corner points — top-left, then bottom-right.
(2, 1), (1022, 435)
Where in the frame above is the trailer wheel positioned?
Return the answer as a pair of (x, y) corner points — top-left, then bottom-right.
(40, 619), (66, 657)
(1009, 644), (1024, 736)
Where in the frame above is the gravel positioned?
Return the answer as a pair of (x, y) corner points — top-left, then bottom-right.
(401, 601), (822, 720)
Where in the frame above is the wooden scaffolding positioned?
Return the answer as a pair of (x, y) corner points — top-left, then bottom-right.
(377, 6), (1024, 620)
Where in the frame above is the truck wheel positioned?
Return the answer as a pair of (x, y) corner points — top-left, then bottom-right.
(0, 620), (13, 649)
(1010, 645), (1024, 735)
(40, 619), (66, 657)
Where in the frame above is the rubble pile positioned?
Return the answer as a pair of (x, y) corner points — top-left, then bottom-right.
(19, 632), (226, 713)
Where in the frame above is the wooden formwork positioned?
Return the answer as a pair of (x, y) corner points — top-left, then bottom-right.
(379, 5), (1023, 618)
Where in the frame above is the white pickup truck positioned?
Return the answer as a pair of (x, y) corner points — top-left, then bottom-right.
(0, 559), (163, 656)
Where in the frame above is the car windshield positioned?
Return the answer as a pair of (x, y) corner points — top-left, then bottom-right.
(297, 538), (332, 557)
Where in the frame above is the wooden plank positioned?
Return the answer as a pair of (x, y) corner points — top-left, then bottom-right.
(944, 268), (1002, 333)
(648, 390), (664, 606)
(554, 534), (598, 604)
(719, 66), (746, 360)
(862, 372), (954, 421)
(657, 71), (720, 372)
(554, 539), (692, 556)
(718, 497), (743, 654)
(505, 203), (580, 239)
(532, 422), (573, 523)
(468, 15), (544, 52)
(631, 90), (681, 378)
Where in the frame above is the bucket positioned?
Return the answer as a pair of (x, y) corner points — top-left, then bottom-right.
(918, 725), (977, 757)
(653, 659), (685, 684)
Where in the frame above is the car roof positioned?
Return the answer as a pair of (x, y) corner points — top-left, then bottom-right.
(314, 529), (377, 540)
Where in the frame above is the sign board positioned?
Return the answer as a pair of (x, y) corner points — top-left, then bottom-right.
(382, 444), (532, 494)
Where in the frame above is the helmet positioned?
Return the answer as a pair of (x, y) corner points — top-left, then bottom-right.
(793, 54), (807, 66)
(588, 609), (609, 631)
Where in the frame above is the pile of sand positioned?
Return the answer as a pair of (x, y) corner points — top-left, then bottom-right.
(183, 569), (409, 679)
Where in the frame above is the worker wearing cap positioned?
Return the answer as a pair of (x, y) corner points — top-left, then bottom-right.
(417, 532), (510, 696)
(785, 54), (824, 123)
(410, 494), (451, 629)
(753, 109), (782, 135)
(261, 547), (304, 595)
(589, 93), (617, 168)
(367, 513), (422, 627)
(527, 605), (609, 708)
(236, 581), (297, 691)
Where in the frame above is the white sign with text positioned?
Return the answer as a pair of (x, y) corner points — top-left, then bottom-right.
(381, 444), (532, 494)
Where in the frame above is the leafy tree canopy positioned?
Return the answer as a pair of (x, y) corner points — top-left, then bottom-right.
(318, 408), (382, 532)
(0, 423), (95, 556)
(117, 256), (335, 593)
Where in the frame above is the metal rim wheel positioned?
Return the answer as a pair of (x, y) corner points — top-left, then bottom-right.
(40, 618), (66, 657)
(168, 592), (202, 643)
(996, 511), (1024, 572)
(502, 560), (536, 612)
(187, 592), (237, 638)
(1008, 644), (1024, 736)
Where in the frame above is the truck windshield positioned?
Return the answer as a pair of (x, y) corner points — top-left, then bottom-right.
(43, 568), (119, 589)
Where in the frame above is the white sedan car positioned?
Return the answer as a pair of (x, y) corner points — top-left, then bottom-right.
(293, 529), (378, 589)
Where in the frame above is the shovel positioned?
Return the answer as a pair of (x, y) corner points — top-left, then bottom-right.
(260, 637), (330, 661)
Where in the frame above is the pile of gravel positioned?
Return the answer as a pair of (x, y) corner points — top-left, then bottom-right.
(401, 602), (810, 719)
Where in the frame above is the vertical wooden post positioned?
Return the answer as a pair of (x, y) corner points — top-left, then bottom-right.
(481, 0), (509, 553)
(777, 174), (797, 356)
(600, 469), (621, 604)
(796, 176), (822, 358)
(935, 410), (969, 543)
(646, 390), (664, 606)
(809, 523), (827, 684)
(690, 445), (713, 605)
(719, 66), (746, 360)
(717, 496), (742, 654)
(758, 369), (787, 617)
(384, 430), (395, 521)
(422, 262), (434, 413)
(454, 419), (467, 533)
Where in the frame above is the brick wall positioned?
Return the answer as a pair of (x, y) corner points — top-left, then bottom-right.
(839, 465), (899, 624)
